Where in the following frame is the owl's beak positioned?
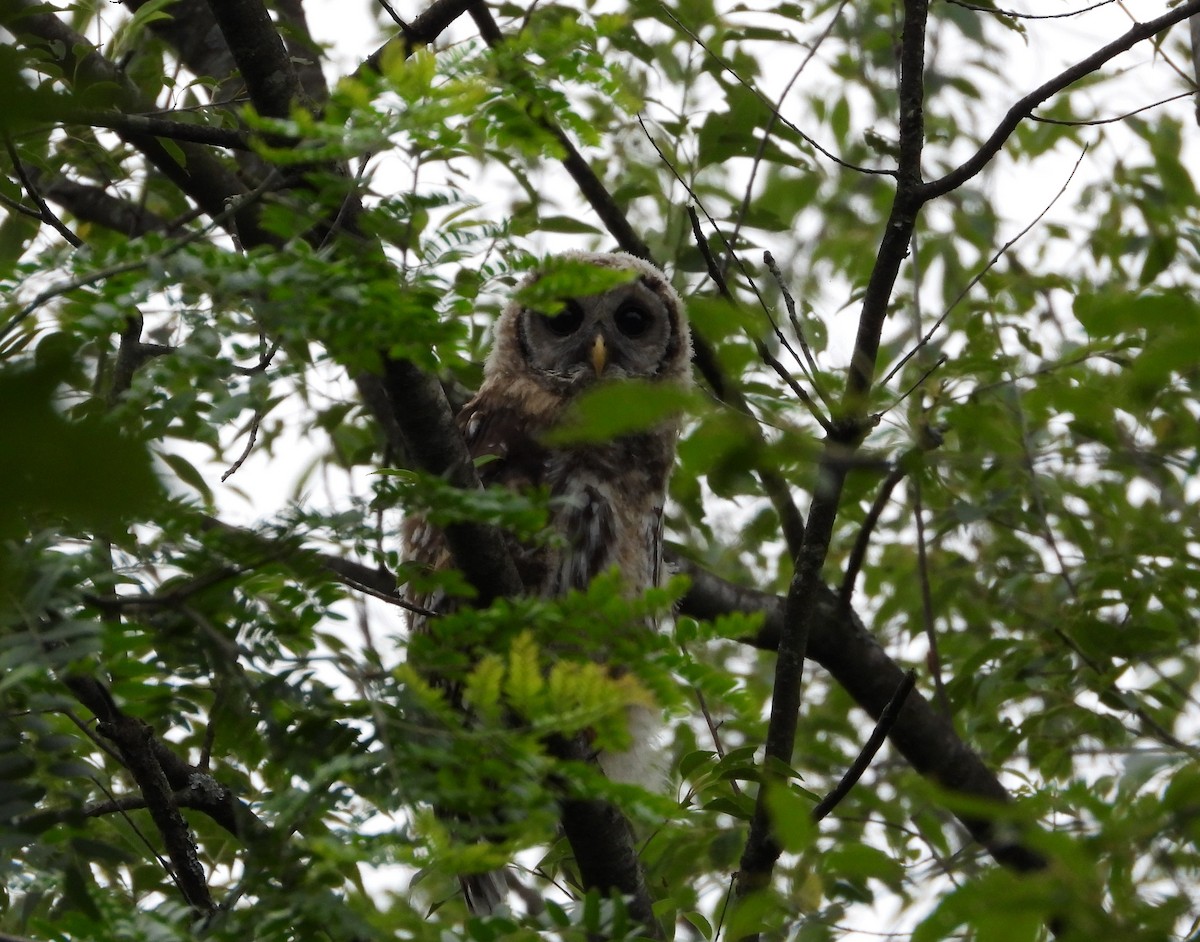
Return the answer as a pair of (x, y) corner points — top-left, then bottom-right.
(589, 334), (608, 376)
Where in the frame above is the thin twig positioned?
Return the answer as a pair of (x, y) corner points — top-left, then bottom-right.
(1032, 90), (1193, 126)
(661, 137), (830, 436)
(879, 354), (947, 420)
(0, 170), (280, 343)
(685, 206), (832, 435)
(4, 133), (82, 247)
(0, 189), (41, 220)
(221, 408), (264, 482)
(838, 462), (908, 609)
(811, 670), (916, 821)
(646, 126), (809, 382)
(763, 250), (832, 410)
(946, 0), (1117, 19)
(655, 2), (894, 179)
(686, 205), (730, 298)
(341, 575), (438, 616)
(882, 145), (1087, 389)
(88, 776), (181, 893)
(912, 477), (950, 717)
(377, 0), (414, 35)
(724, 0), (850, 276)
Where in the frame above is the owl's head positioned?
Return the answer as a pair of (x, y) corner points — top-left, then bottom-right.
(486, 252), (691, 392)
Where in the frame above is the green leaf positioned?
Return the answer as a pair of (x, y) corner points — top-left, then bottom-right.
(543, 380), (693, 444)
(159, 451), (214, 505)
(0, 338), (163, 538)
(514, 256), (638, 313)
(764, 782), (815, 852)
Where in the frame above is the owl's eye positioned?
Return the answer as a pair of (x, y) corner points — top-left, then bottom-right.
(614, 304), (652, 338)
(539, 303), (584, 337)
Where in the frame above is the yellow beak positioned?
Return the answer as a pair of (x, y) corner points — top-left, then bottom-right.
(590, 334), (607, 376)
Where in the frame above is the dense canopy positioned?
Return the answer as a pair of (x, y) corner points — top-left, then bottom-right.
(2, 1), (1200, 940)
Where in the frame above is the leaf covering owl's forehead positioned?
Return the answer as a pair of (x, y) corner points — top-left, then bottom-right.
(485, 251), (692, 385)
(514, 258), (639, 314)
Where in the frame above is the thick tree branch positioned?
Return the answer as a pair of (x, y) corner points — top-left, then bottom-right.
(845, 0), (928, 408)
(62, 672), (271, 844)
(736, 0), (930, 911)
(361, 0), (482, 74)
(380, 358), (524, 606)
(31, 172), (176, 237)
(203, 0), (307, 118)
(61, 675), (213, 914)
(71, 109), (254, 150)
(550, 736), (663, 936)
(672, 558), (1048, 874)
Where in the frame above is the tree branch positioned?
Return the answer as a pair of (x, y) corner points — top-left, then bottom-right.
(811, 669), (916, 822)
(203, 0), (307, 118)
(121, 0), (240, 103)
(922, 0), (1200, 201)
(31, 171), (176, 237)
(550, 736), (663, 937)
(70, 109), (254, 150)
(360, 0), (483, 74)
(0, 0), (269, 246)
(3, 133), (81, 247)
(61, 672), (271, 845)
(736, 0), (930, 911)
(672, 557), (1048, 874)
(380, 358), (523, 606)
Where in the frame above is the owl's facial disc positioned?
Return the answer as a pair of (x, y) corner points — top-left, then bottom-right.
(522, 281), (674, 386)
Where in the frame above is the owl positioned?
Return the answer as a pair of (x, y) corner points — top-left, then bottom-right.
(403, 250), (692, 912)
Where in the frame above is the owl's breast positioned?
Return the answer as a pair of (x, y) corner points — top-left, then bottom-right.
(541, 436), (674, 597)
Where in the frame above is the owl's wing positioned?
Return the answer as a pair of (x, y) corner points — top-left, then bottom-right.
(403, 390), (552, 631)
(458, 393), (548, 492)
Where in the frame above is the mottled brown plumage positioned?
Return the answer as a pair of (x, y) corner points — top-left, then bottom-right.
(404, 251), (691, 913)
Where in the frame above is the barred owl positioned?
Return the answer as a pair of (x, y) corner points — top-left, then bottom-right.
(404, 251), (691, 911)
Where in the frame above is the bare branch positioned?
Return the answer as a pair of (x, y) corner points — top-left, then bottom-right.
(203, 0), (307, 118)
(1031, 90), (1193, 127)
(685, 209), (829, 433)
(811, 670), (916, 822)
(946, 0), (1118, 20)
(884, 145), (1087, 389)
(736, 0), (931, 913)
(912, 477), (950, 717)
(922, 0), (1200, 200)
(763, 251), (830, 408)
(838, 461), (908, 608)
(3, 133), (81, 247)
(672, 556), (1049, 875)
